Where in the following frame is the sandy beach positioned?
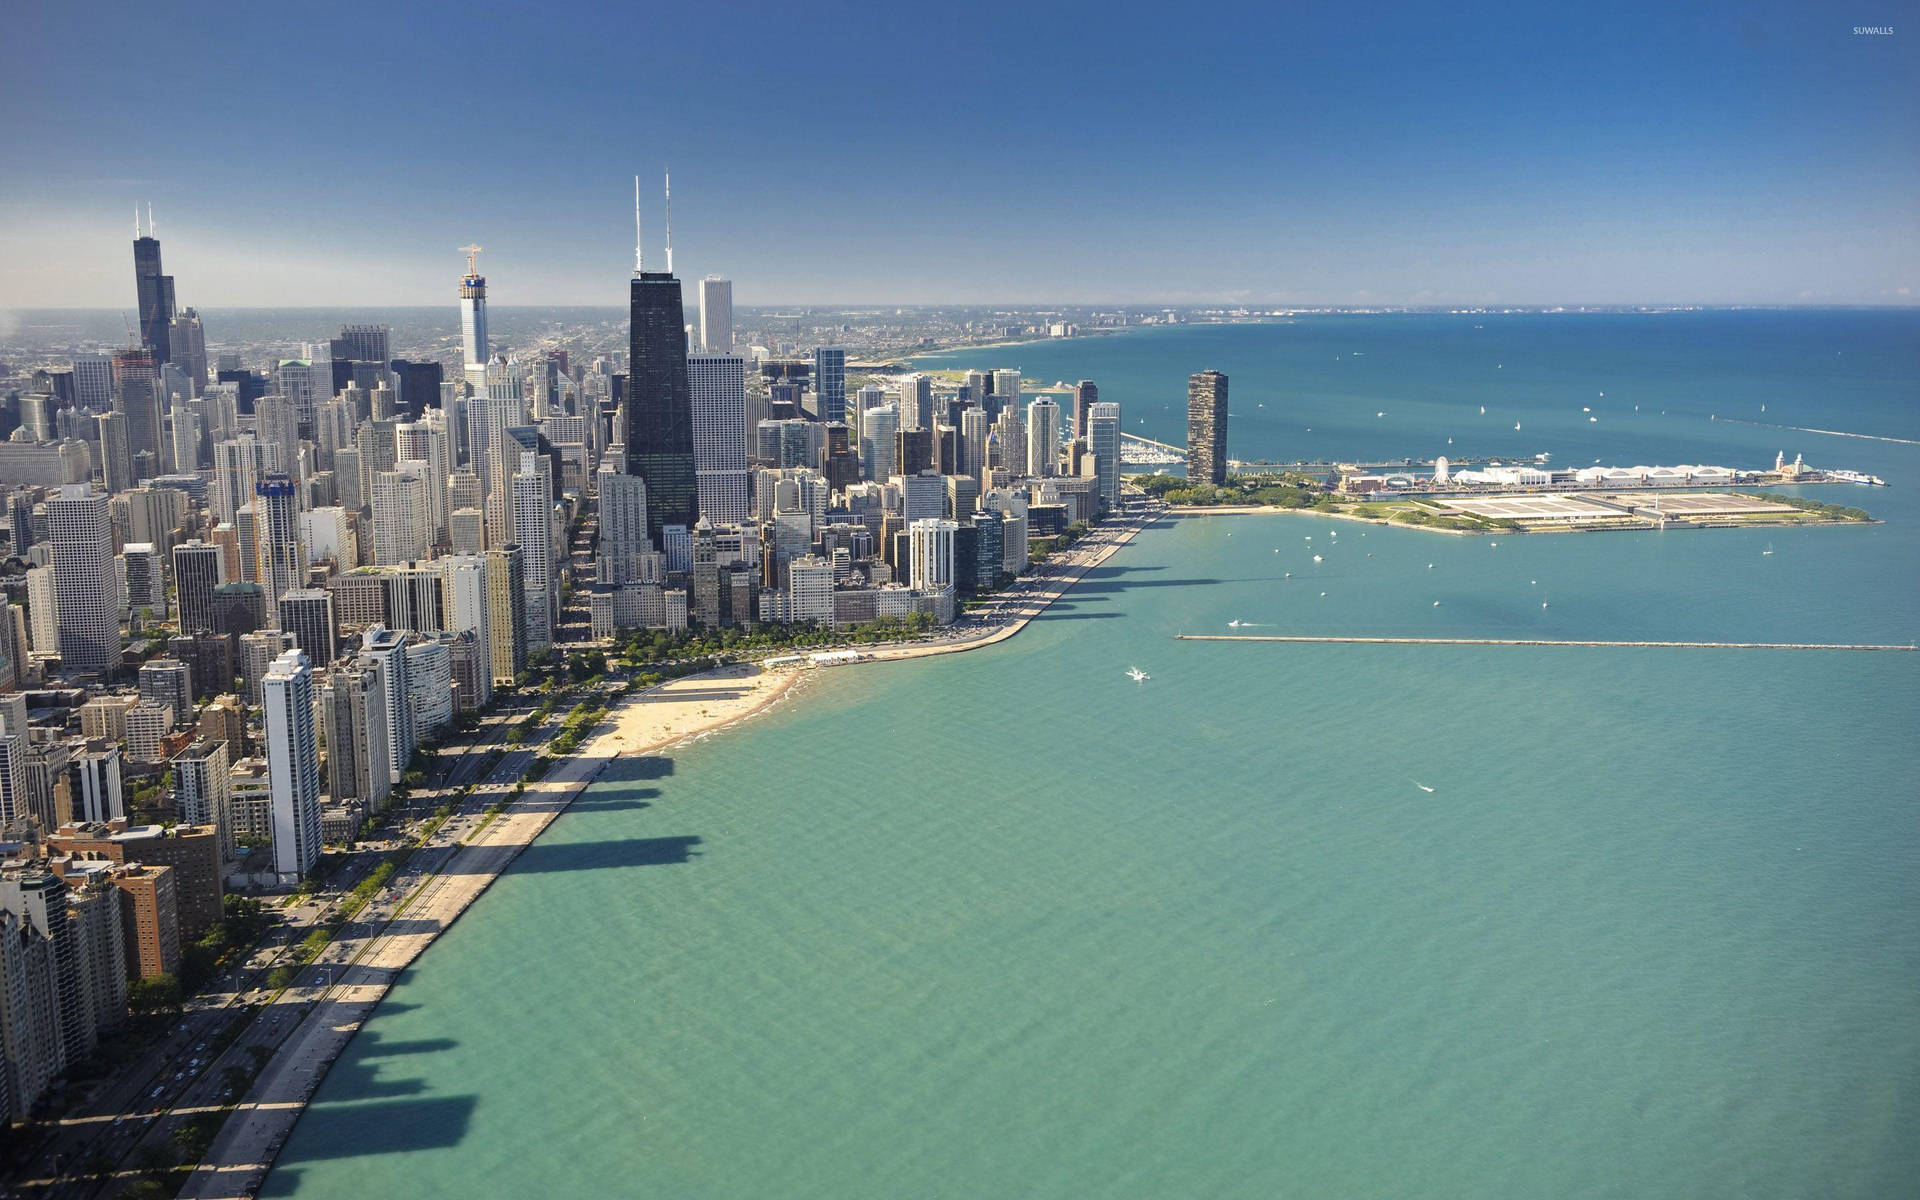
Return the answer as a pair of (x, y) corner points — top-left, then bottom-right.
(596, 662), (806, 755)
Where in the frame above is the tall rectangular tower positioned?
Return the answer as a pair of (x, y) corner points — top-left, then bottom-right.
(263, 648), (321, 885)
(133, 223), (175, 364)
(1186, 370), (1229, 486)
(626, 269), (699, 543)
(46, 486), (119, 677)
(688, 354), (750, 525)
(699, 276), (733, 353)
(811, 347), (846, 423)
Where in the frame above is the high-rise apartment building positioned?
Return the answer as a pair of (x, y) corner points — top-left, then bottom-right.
(1026, 397), (1060, 477)
(1072, 380), (1099, 440)
(485, 545), (527, 686)
(277, 589), (337, 664)
(1087, 401), (1122, 511)
(511, 462), (554, 651)
(263, 648), (321, 885)
(317, 662), (391, 811)
(1186, 370), (1229, 486)
(356, 627), (412, 784)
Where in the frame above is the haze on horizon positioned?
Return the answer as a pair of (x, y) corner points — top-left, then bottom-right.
(2, 0), (1914, 310)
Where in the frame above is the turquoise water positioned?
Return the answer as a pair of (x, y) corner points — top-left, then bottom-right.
(268, 313), (1919, 1198)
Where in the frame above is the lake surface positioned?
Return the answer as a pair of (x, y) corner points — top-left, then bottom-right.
(268, 311), (1919, 1198)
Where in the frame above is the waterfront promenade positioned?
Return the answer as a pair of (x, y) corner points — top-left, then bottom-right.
(173, 503), (1157, 1197)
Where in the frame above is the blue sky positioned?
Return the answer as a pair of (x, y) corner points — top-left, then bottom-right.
(2, 0), (1914, 307)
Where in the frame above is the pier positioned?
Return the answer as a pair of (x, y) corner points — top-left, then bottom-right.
(1176, 634), (1917, 652)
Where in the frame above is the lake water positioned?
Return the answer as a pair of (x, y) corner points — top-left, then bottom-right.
(267, 311), (1920, 1198)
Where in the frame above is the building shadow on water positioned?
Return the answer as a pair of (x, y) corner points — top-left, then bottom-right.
(260, 1096), (480, 1190)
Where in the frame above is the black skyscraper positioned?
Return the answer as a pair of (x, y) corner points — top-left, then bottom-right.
(133, 233), (176, 364)
(626, 269), (699, 544)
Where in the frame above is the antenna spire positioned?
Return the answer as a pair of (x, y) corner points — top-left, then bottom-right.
(147, 202), (154, 238)
(633, 175), (644, 275)
(664, 168), (673, 276)
(460, 244), (483, 276)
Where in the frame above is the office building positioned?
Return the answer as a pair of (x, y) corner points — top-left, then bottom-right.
(689, 354), (750, 525)
(1072, 380), (1099, 440)
(1187, 370), (1229, 486)
(811, 347), (846, 423)
(252, 475), (303, 613)
(132, 218), (175, 362)
(699, 276), (733, 352)
(45, 487), (118, 677)
(627, 251), (699, 543)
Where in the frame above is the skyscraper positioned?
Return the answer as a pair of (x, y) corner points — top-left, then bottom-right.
(689, 354), (750, 525)
(95, 411), (134, 495)
(172, 540), (225, 634)
(169, 308), (208, 395)
(356, 627), (413, 783)
(132, 212), (176, 363)
(459, 245), (489, 369)
(252, 474), (303, 612)
(485, 545), (527, 686)
(1072, 380), (1099, 440)
(512, 460), (554, 651)
(991, 368), (1022, 419)
(811, 347), (846, 423)
(1186, 370), (1229, 486)
(897, 373), (933, 431)
(1087, 401), (1122, 511)
(626, 196), (699, 544)
(278, 589), (337, 665)
(596, 463), (650, 585)
(1026, 397), (1060, 477)
(263, 648), (321, 886)
(45, 486), (118, 676)
(699, 276), (733, 353)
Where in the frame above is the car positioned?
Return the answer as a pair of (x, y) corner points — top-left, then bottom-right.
(150, 1087), (163, 1098)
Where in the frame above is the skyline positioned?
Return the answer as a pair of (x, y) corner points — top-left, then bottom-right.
(2, 0), (1916, 309)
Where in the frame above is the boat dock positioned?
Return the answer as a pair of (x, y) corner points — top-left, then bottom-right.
(1175, 635), (1917, 652)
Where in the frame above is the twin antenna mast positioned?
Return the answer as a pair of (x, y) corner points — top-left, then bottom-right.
(632, 171), (674, 276)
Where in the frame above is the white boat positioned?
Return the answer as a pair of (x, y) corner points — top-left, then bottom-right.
(1762, 543), (1774, 556)
(1126, 667), (1150, 683)
(1514, 421), (1522, 431)
(1312, 555), (1322, 563)
(1414, 782), (1435, 793)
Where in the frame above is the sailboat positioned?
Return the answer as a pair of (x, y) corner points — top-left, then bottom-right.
(1125, 666), (1150, 683)
(1514, 421), (1522, 431)
(1762, 542), (1774, 557)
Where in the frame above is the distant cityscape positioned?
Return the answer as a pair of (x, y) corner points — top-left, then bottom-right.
(0, 196), (1237, 1168)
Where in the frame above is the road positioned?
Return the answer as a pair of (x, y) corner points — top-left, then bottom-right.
(3, 691), (546, 1199)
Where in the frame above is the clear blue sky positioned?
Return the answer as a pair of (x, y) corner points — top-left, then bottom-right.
(2, 0), (1914, 307)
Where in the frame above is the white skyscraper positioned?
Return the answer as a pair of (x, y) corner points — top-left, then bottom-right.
(897, 373), (933, 431)
(688, 354), (750, 525)
(1087, 400), (1122, 511)
(71, 353), (114, 411)
(460, 246), (489, 368)
(993, 368), (1022, 416)
(699, 276), (733, 353)
(1026, 397), (1060, 477)
(512, 457), (554, 650)
(861, 404), (899, 483)
(357, 627), (413, 783)
(45, 486), (118, 676)
(397, 417), (450, 545)
(596, 463), (650, 585)
(264, 648), (322, 886)
(439, 556), (494, 706)
(908, 518), (958, 591)
(370, 469), (430, 565)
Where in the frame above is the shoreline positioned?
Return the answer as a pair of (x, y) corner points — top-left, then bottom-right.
(182, 507), (1156, 1197)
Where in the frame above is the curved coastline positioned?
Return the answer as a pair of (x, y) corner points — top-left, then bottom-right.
(181, 504), (1158, 1198)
